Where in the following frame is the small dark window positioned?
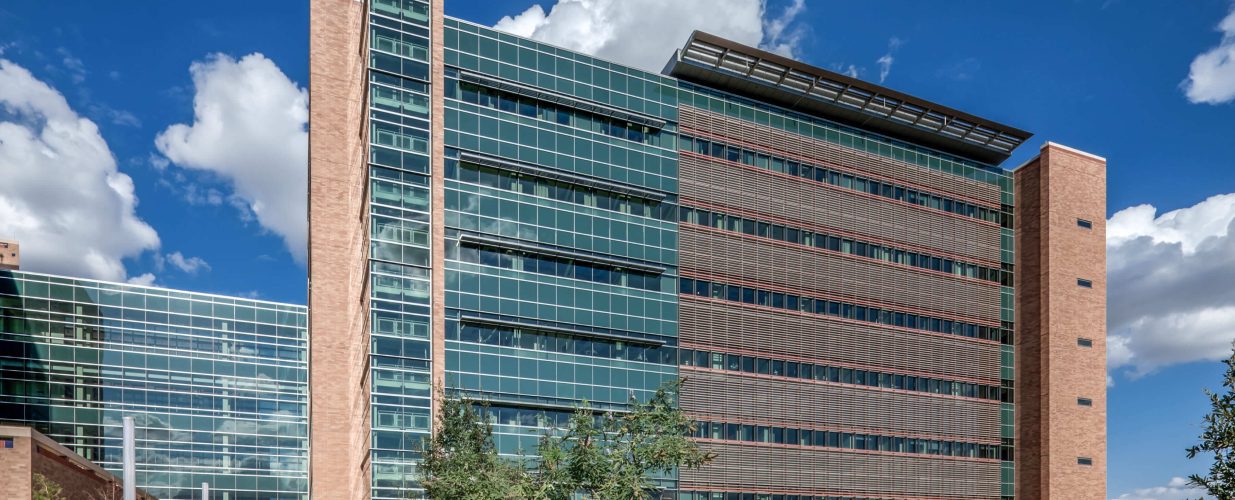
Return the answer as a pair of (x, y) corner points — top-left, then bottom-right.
(1, 437), (12, 448)
(1078, 397), (1093, 407)
(1078, 338), (1093, 347)
(1077, 278), (1093, 288)
(1078, 457), (1093, 466)
(1077, 219), (1093, 229)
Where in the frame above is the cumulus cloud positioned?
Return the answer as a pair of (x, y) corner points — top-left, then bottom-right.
(155, 53), (307, 261)
(1107, 193), (1235, 379)
(1183, 7), (1235, 104)
(494, 0), (808, 72)
(1110, 476), (1206, 500)
(0, 59), (159, 282)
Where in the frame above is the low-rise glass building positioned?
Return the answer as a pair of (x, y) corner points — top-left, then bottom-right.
(0, 270), (308, 500)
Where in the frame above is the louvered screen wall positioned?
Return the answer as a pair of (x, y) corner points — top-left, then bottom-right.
(679, 106), (1003, 205)
(682, 442), (1002, 499)
(677, 105), (1006, 498)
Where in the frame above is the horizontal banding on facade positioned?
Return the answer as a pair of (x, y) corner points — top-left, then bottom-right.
(679, 345), (1002, 387)
(679, 106), (1004, 205)
(679, 154), (1002, 263)
(681, 197), (1005, 268)
(678, 150), (1000, 228)
(678, 300), (1001, 380)
(680, 365), (1001, 404)
(687, 415), (1002, 445)
(680, 371), (1002, 440)
(681, 442), (1002, 498)
(681, 227), (1002, 322)
(691, 438), (1000, 463)
(678, 272), (1002, 329)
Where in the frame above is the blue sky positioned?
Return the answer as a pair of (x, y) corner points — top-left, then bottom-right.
(2, 1), (1235, 498)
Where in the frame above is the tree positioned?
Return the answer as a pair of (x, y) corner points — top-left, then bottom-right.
(418, 393), (525, 499)
(1187, 348), (1235, 498)
(419, 379), (715, 499)
(32, 473), (65, 500)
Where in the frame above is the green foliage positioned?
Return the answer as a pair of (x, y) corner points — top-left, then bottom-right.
(419, 379), (715, 499)
(418, 394), (525, 499)
(32, 473), (65, 500)
(1188, 349), (1235, 499)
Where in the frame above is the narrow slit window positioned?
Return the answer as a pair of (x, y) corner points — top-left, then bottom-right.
(1078, 397), (1093, 407)
(1077, 278), (1093, 288)
(1077, 218), (1093, 229)
(1078, 338), (1093, 347)
(1078, 457), (1093, 466)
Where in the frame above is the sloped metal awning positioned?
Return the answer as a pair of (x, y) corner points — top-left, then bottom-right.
(666, 31), (1032, 165)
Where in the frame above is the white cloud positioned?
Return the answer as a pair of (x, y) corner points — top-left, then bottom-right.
(829, 63), (861, 79)
(154, 53), (308, 262)
(0, 59), (160, 282)
(1111, 476), (1206, 500)
(876, 54), (894, 83)
(494, 0), (808, 72)
(57, 47), (86, 84)
(1107, 193), (1235, 379)
(127, 273), (157, 286)
(1183, 7), (1235, 104)
(877, 37), (902, 83)
(164, 251), (210, 274)
(761, 0), (806, 58)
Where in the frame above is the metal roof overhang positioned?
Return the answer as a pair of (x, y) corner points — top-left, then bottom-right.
(667, 32), (1032, 165)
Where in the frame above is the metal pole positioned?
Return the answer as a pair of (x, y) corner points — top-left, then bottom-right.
(202, 482), (209, 499)
(123, 416), (136, 500)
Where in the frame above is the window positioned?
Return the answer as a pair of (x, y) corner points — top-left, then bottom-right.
(1, 437), (11, 448)
(1078, 457), (1093, 466)
(1078, 397), (1093, 407)
(1077, 218), (1093, 229)
(1078, 337), (1094, 347)
(1077, 278), (1093, 288)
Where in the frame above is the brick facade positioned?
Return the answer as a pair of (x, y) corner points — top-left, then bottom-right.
(1014, 143), (1108, 499)
(0, 425), (154, 500)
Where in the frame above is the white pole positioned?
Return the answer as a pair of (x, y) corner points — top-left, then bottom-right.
(202, 482), (209, 499)
(123, 416), (136, 500)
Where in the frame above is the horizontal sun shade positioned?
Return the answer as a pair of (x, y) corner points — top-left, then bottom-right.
(457, 70), (667, 130)
(457, 151), (667, 201)
(457, 232), (667, 274)
(669, 31), (1032, 164)
(459, 314), (667, 346)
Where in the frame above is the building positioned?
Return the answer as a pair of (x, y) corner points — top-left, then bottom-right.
(1013, 143), (1107, 500)
(0, 269), (309, 499)
(0, 240), (18, 270)
(0, 424), (156, 500)
(308, 1), (1107, 498)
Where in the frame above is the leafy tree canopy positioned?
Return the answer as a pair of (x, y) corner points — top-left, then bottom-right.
(419, 379), (714, 499)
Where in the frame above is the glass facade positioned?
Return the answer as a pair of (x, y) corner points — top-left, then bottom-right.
(340, 6), (1022, 498)
(367, 0), (435, 498)
(0, 270), (307, 499)
(441, 15), (679, 470)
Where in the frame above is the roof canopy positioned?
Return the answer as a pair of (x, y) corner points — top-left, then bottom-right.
(666, 31), (1032, 165)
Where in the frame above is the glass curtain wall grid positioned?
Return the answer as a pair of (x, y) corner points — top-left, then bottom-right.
(0, 270), (307, 500)
(362, 12), (1023, 499)
(367, 0), (434, 498)
(440, 18), (681, 492)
